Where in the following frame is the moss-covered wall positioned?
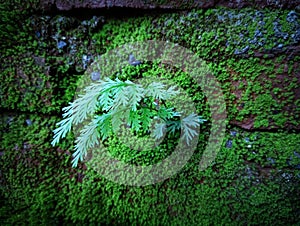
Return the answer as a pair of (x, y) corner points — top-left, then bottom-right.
(0, 3), (300, 225)
(38, 0), (300, 11)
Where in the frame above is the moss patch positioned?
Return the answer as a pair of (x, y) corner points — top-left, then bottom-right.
(1, 6), (300, 225)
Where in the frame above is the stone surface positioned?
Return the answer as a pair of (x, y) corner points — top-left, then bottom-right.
(39, 0), (299, 11)
(3, 5), (300, 131)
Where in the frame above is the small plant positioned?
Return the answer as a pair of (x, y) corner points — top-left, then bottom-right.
(51, 78), (206, 167)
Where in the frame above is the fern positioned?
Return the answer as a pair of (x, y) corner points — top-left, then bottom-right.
(145, 82), (179, 99)
(51, 78), (206, 167)
(140, 108), (153, 130)
(152, 122), (167, 140)
(110, 106), (129, 132)
(128, 110), (142, 132)
(181, 113), (206, 145)
(51, 82), (103, 147)
(97, 113), (113, 140)
(72, 117), (100, 167)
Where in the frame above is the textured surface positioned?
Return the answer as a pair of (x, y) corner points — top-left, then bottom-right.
(1, 3), (300, 225)
(39, 0), (300, 11)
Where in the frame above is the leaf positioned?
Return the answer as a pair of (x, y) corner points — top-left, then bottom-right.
(100, 78), (126, 95)
(166, 85), (180, 96)
(52, 76), (206, 167)
(98, 89), (113, 111)
(145, 82), (165, 99)
(72, 82), (103, 125)
(140, 108), (153, 130)
(181, 113), (203, 145)
(167, 120), (181, 134)
(52, 78), (128, 147)
(145, 82), (178, 100)
(97, 113), (113, 140)
(51, 82), (102, 147)
(111, 86), (129, 110)
(51, 116), (73, 146)
(72, 117), (100, 167)
(128, 110), (141, 132)
(152, 122), (167, 140)
(127, 84), (145, 111)
(110, 107), (129, 132)
(103, 79), (144, 111)
(157, 107), (176, 121)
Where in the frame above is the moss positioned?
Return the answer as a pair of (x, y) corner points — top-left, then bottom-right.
(1, 6), (300, 226)
(1, 117), (300, 225)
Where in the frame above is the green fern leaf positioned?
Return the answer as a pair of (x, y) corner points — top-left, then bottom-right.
(97, 113), (113, 140)
(112, 86), (130, 110)
(51, 115), (73, 146)
(145, 82), (179, 100)
(152, 122), (166, 140)
(52, 77), (206, 167)
(128, 110), (141, 132)
(72, 117), (100, 167)
(72, 82), (103, 125)
(51, 82), (102, 147)
(140, 108), (153, 130)
(98, 89), (113, 111)
(157, 107), (178, 121)
(127, 84), (145, 111)
(181, 113), (202, 145)
(110, 107), (129, 132)
(167, 120), (181, 134)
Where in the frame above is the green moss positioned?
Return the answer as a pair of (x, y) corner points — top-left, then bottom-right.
(1, 6), (300, 226)
(1, 113), (299, 225)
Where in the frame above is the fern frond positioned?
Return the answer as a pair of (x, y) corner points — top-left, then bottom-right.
(167, 120), (181, 134)
(127, 84), (145, 111)
(97, 113), (113, 140)
(51, 115), (73, 146)
(52, 76), (206, 167)
(98, 88), (113, 111)
(128, 110), (141, 132)
(152, 122), (167, 140)
(112, 86), (129, 110)
(140, 108), (153, 130)
(52, 78), (128, 147)
(72, 117), (100, 167)
(62, 104), (74, 118)
(100, 78), (142, 111)
(100, 78), (127, 95)
(72, 82), (103, 125)
(181, 113), (203, 145)
(110, 107), (130, 132)
(145, 82), (179, 100)
(51, 82), (102, 147)
(166, 86), (179, 96)
(157, 107), (176, 121)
